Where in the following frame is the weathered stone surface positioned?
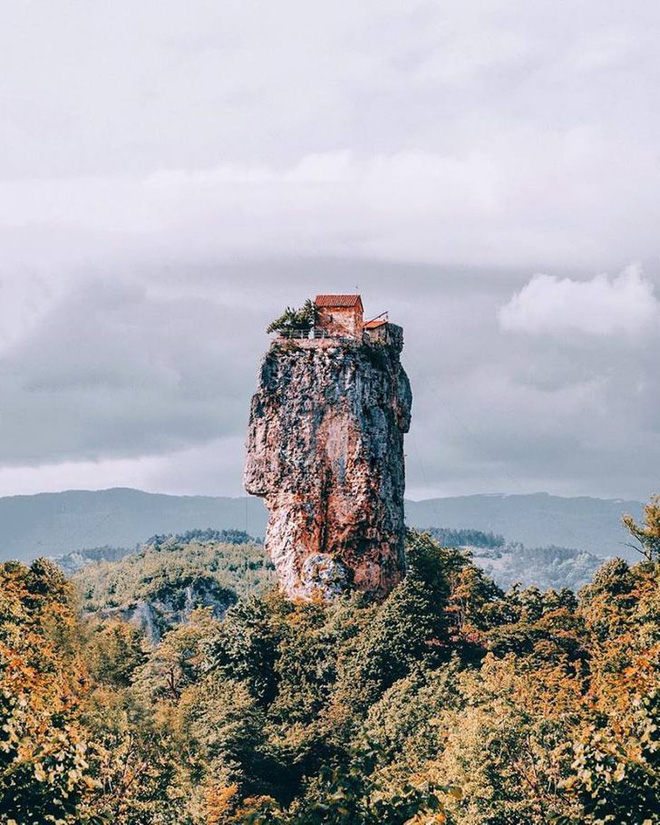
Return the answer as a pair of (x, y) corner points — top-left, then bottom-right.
(94, 578), (237, 643)
(244, 329), (412, 600)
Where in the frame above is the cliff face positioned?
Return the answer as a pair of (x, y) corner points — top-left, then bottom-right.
(95, 578), (237, 643)
(244, 328), (412, 601)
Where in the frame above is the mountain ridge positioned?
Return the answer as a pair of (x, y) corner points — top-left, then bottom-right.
(0, 486), (645, 562)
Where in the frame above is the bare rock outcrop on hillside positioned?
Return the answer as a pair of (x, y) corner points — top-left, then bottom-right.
(244, 331), (411, 600)
(94, 577), (237, 643)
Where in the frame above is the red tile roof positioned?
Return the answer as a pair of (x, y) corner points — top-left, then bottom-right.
(364, 318), (387, 329)
(315, 294), (363, 310)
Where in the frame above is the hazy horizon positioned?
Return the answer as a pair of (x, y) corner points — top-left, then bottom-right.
(0, 484), (647, 507)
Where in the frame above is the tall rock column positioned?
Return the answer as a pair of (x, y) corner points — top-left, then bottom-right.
(244, 326), (412, 601)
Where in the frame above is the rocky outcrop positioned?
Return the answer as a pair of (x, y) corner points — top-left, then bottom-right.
(244, 329), (412, 600)
(95, 576), (237, 643)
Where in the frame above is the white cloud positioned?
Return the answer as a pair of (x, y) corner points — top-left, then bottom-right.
(1, 2), (660, 272)
(498, 265), (660, 338)
(1, 137), (659, 273)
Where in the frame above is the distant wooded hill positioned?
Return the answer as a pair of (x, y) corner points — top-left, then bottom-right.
(0, 487), (644, 562)
(69, 529), (603, 633)
(0, 488), (267, 562)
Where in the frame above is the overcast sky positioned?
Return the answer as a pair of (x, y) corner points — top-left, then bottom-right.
(1, 0), (660, 502)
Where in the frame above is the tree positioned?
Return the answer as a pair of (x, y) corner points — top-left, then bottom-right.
(266, 300), (318, 335)
(623, 495), (660, 561)
(7, 511), (659, 824)
(0, 559), (96, 824)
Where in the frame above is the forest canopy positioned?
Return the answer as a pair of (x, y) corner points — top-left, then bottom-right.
(0, 504), (658, 824)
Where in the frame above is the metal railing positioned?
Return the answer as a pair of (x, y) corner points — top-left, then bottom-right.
(279, 328), (333, 340)
(279, 328), (312, 339)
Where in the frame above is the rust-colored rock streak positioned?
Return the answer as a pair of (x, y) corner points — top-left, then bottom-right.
(244, 328), (412, 601)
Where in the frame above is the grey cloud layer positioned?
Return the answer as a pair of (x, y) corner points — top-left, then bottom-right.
(2, 263), (659, 502)
(0, 276), (257, 463)
(1, 2), (660, 270)
(1, 1), (660, 499)
(2, 1), (658, 174)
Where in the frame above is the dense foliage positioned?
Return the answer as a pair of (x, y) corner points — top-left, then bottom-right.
(423, 527), (505, 549)
(54, 545), (135, 576)
(145, 529), (259, 547)
(76, 538), (275, 613)
(623, 494), (660, 561)
(411, 529), (602, 592)
(55, 533), (261, 578)
(266, 299), (318, 335)
(0, 560), (95, 824)
(1, 504), (658, 824)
